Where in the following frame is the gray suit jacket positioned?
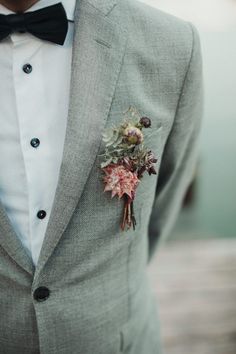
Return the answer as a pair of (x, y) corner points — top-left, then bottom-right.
(0, 0), (203, 353)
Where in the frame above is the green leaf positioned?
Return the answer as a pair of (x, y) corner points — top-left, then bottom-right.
(101, 157), (113, 168)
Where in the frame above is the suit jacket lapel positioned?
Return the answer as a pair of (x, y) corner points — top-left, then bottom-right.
(0, 206), (35, 275)
(33, 0), (128, 281)
(0, 0), (127, 279)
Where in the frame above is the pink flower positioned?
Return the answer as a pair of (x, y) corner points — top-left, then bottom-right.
(102, 164), (140, 200)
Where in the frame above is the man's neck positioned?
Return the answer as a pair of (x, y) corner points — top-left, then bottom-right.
(0, 0), (39, 12)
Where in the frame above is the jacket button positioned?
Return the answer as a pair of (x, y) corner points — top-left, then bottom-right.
(33, 286), (50, 302)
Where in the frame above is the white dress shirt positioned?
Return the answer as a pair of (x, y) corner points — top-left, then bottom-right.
(0, 0), (76, 266)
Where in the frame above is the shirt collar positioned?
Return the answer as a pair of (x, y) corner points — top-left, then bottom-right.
(0, 0), (76, 21)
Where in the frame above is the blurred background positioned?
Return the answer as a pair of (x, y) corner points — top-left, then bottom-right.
(142, 0), (236, 353)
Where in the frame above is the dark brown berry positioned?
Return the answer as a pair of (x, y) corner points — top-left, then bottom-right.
(140, 116), (151, 128)
(148, 166), (157, 175)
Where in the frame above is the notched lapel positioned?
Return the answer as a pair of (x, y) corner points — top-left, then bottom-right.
(33, 0), (128, 280)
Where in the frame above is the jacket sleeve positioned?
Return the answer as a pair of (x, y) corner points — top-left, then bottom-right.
(147, 22), (204, 263)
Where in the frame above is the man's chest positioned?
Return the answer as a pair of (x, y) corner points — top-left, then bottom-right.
(0, 31), (73, 265)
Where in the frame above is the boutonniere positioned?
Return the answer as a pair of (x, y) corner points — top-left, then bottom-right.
(98, 106), (158, 231)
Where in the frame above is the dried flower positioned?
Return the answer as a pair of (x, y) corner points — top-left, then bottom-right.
(102, 164), (139, 200)
(123, 125), (144, 145)
(140, 116), (151, 128)
(98, 106), (159, 231)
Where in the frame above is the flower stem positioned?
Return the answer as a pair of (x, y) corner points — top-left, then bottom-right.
(121, 196), (137, 231)
(131, 201), (137, 230)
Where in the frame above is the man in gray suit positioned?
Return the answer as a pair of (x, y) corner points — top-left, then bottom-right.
(0, 0), (203, 353)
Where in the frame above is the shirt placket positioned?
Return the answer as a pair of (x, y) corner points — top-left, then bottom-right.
(12, 34), (48, 265)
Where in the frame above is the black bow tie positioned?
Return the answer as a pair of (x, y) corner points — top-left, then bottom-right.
(0, 2), (68, 45)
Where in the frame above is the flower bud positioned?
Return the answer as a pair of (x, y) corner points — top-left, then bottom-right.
(123, 125), (144, 145)
(140, 116), (151, 128)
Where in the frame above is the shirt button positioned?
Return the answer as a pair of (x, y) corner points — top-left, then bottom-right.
(33, 286), (50, 302)
(37, 210), (47, 219)
(30, 138), (40, 148)
(23, 63), (33, 74)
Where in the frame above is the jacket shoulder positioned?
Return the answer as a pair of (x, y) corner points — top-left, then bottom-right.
(122, 0), (193, 38)
(125, 0), (191, 30)
(114, 0), (196, 65)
